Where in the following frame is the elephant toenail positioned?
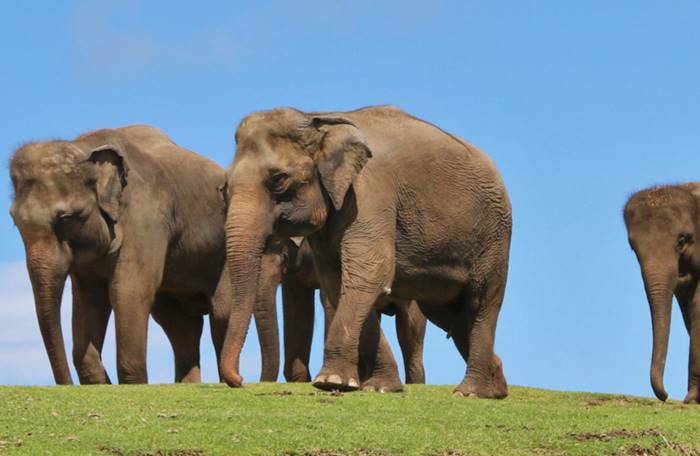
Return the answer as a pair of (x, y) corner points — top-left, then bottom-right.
(378, 387), (388, 393)
(327, 374), (342, 385)
(453, 391), (464, 397)
(363, 386), (376, 392)
(348, 378), (359, 388)
(313, 375), (326, 384)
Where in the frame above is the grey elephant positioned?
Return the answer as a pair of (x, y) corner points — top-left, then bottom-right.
(280, 238), (427, 385)
(624, 183), (700, 404)
(9, 125), (279, 384)
(220, 106), (511, 398)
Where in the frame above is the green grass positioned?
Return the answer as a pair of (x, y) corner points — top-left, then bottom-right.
(0, 383), (698, 456)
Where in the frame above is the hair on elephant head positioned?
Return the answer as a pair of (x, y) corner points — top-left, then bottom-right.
(624, 183), (700, 404)
(9, 139), (130, 384)
(220, 108), (372, 387)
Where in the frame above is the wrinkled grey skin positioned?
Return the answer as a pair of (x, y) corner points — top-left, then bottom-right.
(9, 125), (279, 384)
(281, 238), (427, 385)
(624, 184), (700, 404)
(221, 106), (511, 398)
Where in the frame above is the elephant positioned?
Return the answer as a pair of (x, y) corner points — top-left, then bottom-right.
(9, 125), (279, 385)
(280, 238), (427, 385)
(624, 183), (700, 404)
(220, 106), (512, 398)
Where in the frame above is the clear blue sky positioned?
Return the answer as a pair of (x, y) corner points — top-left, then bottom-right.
(1, 1), (700, 400)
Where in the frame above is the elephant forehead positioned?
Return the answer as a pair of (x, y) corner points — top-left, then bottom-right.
(237, 109), (308, 144)
(12, 142), (86, 180)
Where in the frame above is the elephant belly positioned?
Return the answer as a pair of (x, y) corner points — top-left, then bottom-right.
(391, 264), (467, 305)
(160, 251), (225, 306)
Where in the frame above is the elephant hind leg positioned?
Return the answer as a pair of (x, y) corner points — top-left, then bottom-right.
(282, 280), (315, 382)
(152, 295), (203, 383)
(395, 300), (426, 384)
(358, 312), (403, 393)
(453, 277), (508, 399)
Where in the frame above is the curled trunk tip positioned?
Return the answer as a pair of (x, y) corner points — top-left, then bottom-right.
(651, 372), (669, 401)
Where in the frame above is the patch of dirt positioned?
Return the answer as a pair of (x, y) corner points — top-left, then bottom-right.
(0, 437), (23, 450)
(613, 445), (661, 456)
(283, 450), (468, 456)
(613, 442), (700, 456)
(585, 396), (656, 407)
(483, 424), (534, 433)
(282, 450), (393, 456)
(570, 428), (661, 442)
(100, 447), (207, 456)
(254, 390), (293, 397)
(484, 424), (535, 432)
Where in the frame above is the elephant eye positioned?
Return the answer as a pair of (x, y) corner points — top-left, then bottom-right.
(678, 233), (694, 248)
(55, 213), (83, 240)
(268, 171), (291, 196)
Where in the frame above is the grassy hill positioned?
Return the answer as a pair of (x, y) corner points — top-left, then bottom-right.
(0, 383), (698, 455)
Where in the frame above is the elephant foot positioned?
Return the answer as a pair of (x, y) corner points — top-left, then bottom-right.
(284, 362), (312, 383)
(285, 372), (312, 383)
(176, 365), (202, 383)
(454, 381), (507, 399)
(76, 369), (111, 385)
(405, 364), (426, 384)
(683, 386), (699, 404)
(312, 369), (360, 392)
(360, 375), (403, 393)
(454, 355), (508, 399)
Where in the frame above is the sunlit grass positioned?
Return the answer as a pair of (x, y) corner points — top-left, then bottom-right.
(0, 383), (698, 455)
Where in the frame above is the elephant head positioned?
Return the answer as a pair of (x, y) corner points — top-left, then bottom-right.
(624, 185), (700, 401)
(9, 139), (128, 384)
(220, 108), (372, 387)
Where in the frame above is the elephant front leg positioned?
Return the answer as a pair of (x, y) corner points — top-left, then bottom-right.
(312, 242), (396, 392)
(111, 269), (162, 384)
(71, 275), (112, 384)
(254, 250), (283, 383)
(679, 284), (700, 404)
(210, 266), (231, 383)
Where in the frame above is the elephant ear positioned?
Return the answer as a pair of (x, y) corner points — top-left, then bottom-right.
(87, 144), (128, 223)
(311, 116), (372, 211)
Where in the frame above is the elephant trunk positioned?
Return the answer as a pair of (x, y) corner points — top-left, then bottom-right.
(220, 187), (273, 388)
(641, 262), (676, 401)
(25, 233), (73, 385)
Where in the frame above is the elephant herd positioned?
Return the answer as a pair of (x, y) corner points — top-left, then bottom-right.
(8, 106), (699, 404)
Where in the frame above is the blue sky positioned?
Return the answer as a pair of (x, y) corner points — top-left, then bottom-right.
(1, 1), (700, 399)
